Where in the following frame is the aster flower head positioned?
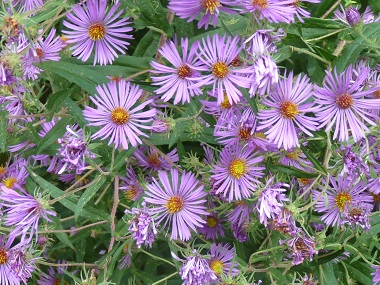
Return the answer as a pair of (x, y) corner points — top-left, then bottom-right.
(281, 230), (318, 265)
(174, 250), (217, 285)
(134, 146), (179, 172)
(198, 212), (225, 240)
(241, 0), (296, 24)
(168, 0), (236, 30)
(120, 167), (144, 201)
(144, 169), (208, 241)
(258, 71), (320, 150)
(313, 175), (373, 227)
(293, 0), (321, 22)
(211, 144), (264, 202)
(227, 201), (252, 227)
(340, 144), (369, 176)
(118, 243), (133, 269)
(231, 221), (249, 242)
(0, 186), (56, 242)
(315, 65), (380, 142)
(83, 80), (156, 150)
(0, 235), (24, 285)
(38, 260), (70, 285)
(151, 38), (202, 105)
(7, 243), (39, 284)
(268, 208), (297, 235)
(256, 177), (289, 226)
(373, 265), (380, 285)
(63, 0), (133, 65)
(192, 34), (251, 105)
(341, 202), (372, 231)
(208, 243), (239, 278)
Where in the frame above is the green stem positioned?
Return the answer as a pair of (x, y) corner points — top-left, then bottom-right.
(306, 29), (346, 42)
(37, 260), (97, 267)
(249, 245), (285, 265)
(140, 249), (176, 267)
(289, 46), (330, 65)
(344, 244), (374, 266)
(152, 272), (178, 285)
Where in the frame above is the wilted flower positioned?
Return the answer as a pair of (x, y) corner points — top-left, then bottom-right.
(282, 230), (318, 265)
(341, 202), (372, 231)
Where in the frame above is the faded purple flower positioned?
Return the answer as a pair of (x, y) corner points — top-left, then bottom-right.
(281, 230), (318, 265)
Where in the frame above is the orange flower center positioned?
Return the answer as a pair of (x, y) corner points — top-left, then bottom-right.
(36, 48), (44, 59)
(336, 93), (353, 109)
(166, 196), (184, 213)
(280, 101), (299, 119)
(53, 279), (69, 285)
(212, 61), (229, 78)
(0, 249), (7, 264)
(252, 0), (268, 8)
(229, 159), (247, 179)
(124, 186), (138, 201)
(298, 178), (310, 185)
(206, 216), (218, 228)
(2, 176), (16, 189)
(202, 0), (221, 14)
(334, 192), (352, 211)
(239, 127), (252, 141)
(286, 151), (298, 160)
(178, 65), (192, 79)
(373, 90), (380, 99)
(147, 152), (161, 167)
(219, 94), (231, 109)
(88, 23), (106, 41)
(0, 166), (6, 176)
(210, 260), (224, 275)
(111, 107), (130, 125)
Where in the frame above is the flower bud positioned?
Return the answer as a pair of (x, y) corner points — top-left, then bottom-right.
(346, 7), (361, 26)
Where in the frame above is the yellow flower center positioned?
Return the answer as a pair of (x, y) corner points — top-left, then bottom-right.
(298, 178), (310, 185)
(147, 152), (161, 167)
(2, 176), (17, 189)
(254, 132), (266, 139)
(202, 0), (221, 14)
(219, 94), (231, 109)
(336, 93), (353, 109)
(88, 23), (106, 41)
(212, 61), (229, 78)
(0, 249), (7, 264)
(229, 159), (247, 179)
(252, 0), (268, 8)
(280, 101), (299, 120)
(0, 166), (6, 176)
(206, 216), (218, 228)
(178, 64), (192, 79)
(210, 260), (224, 275)
(239, 127), (252, 141)
(286, 151), (298, 160)
(166, 196), (184, 213)
(334, 192), (352, 211)
(124, 186), (138, 201)
(111, 107), (130, 125)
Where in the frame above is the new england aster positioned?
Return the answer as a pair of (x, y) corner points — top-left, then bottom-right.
(63, 0), (133, 65)
(83, 80), (156, 150)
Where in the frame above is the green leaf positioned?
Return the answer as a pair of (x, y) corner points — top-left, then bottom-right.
(344, 261), (373, 285)
(269, 164), (319, 178)
(319, 262), (338, 285)
(45, 89), (77, 121)
(74, 175), (107, 219)
(300, 145), (327, 175)
(37, 116), (73, 153)
(61, 97), (88, 128)
(0, 110), (7, 152)
(51, 216), (75, 250)
(110, 147), (136, 175)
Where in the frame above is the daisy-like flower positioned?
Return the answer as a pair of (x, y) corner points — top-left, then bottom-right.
(258, 71), (320, 150)
(211, 144), (264, 202)
(168, 0), (236, 30)
(315, 65), (380, 142)
(269, 208), (297, 235)
(83, 80), (156, 150)
(192, 34), (251, 105)
(120, 167), (144, 201)
(341, 202), (372, 231)
(372, 265), (380, 285)
(0, 186), (56, 243)
(241, 0), (296, 24)
(0, 235), (23, 285)
(63, 0), (133, 65)
(134, 146), (179, 172)
(227, 201), (252, 227)
(208, 243), (239, 278)
(281, 230), (318, 265)
(144, 169), (208, 241)
(38, 261), (70, 285)
(151, 38), (202, 105)
(198, 212), (225, 240)
(313, 175), (373, 227)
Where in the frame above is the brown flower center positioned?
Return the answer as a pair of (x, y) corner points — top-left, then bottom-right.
(212, 61), (229, 78)
(252, 0), (268, 8)
(239, 127), (252, 141)
(280, 101), (299, 119)
(178, 64), (192, 79)
(111, 107), (130, 125)
(230, 56), (242, 67)
(88, 23), (106, 41)
(147, 152), (161, 167)
(336, 93), (353, 109)
(0, 249), (7, 264)
(166, 196), (184, 213)
(206, 216), (218, 228)
(334, 192), (352, 211)
(229, 159), (247, 179)
(36, 48), (44, 59)
(124, 186), (138, 201)
(373, 90), (380, 99)
(210, 260), (224, 275)
(202, 0), (221, 14)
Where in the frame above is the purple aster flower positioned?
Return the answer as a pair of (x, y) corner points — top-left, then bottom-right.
(198, 212), (225, 240)
(118, 243), (133, 269)
(13, 0), (43, 12)
(258, 71), (320, 150)
(0, 61), (16, 86)
(340, 145), (369, 176)
(314, 65), (380, 142)
(38, 261), (70, 285)
(127, 202), (157, 249)
(63, 0), (133, 65)
(1, 159), (28, 191)
(83, 80), (156, 150)
(231, 221), (249, 242)
(341, 202), (372, 231)
(0, 235), (23, 285)
(241, 0), (296, 24)
(269, 208), (297, 235)
(227, 201), (252, 227)
(144, 169), (208, 241)
(134, 146), (179, 172)
(313, 175), (373, 227)
(151, 38), (202, 104)
(281, 230), (318, 265)
(120, 167), (144, 201)
(211, 144), (264, 202)
(192, 34), (251, 105)
(335, 5), (377, 26)
(294, 273), (318, 285)
(256, 177), (289, 226)
(7, 243), (38, 284)
(372, 265), (380, 285)
(292, 0), (321, 23)
(56, 125), (95, 175)
(208, 243), (239, 278)
(0, 186), (56, 242)
(174, 250), (217, 285)
(278, 148), (314, 171)
(168, 0), (236, 30)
